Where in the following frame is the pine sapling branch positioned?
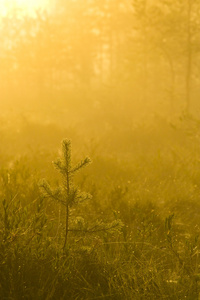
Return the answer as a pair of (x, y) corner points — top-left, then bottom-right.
(40, 139), (91, 250)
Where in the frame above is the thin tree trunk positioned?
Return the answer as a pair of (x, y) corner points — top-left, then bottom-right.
(160, 45), (175, 116)
(185, 0), (192, 114)
(63, 172), (70, 250)
(142, 0), (148, 104)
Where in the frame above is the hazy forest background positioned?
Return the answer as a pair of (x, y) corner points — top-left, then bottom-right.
(1, 0), (200, 299)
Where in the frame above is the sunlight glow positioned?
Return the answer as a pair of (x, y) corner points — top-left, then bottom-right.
(0, 0), (49, 16)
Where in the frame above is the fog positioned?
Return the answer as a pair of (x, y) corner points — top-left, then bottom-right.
(1, 1), (200, 298)
(1, 0), (199, 126)
(1, 0), (200, 180)
(0, 0), (199, 159)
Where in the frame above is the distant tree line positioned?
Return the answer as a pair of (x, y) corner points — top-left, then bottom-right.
(0, 0), (200, 115)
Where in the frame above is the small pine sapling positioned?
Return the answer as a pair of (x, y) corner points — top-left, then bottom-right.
(40, 139), (91, 249)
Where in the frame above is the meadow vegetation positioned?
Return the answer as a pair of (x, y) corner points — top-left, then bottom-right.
(1, 114), (200, 299)
(1, 0), (200, 298)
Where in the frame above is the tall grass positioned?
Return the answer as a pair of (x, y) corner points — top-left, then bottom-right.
(1, 116), (200, 299)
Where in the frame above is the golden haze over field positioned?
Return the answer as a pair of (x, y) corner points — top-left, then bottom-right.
(1, 1), (200, 299)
